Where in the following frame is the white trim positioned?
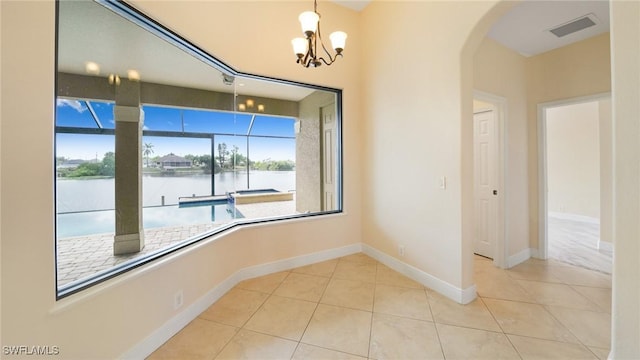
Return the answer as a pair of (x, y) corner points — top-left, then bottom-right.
(598, 240), (614, 252)
(460, 284), (478, 304)
(537, 102), (549, 260)
(473, 90), (508, 269)
(548, 211), (600, 225)
(362, 244), (477, 304)
(119, 243), (362, 359)
(120, 271), (238, 360)
(507, 248), (532, 267)
(235, 243), (362, 281)
(529, 247), (540, 259)
(537, 92), (611, 261)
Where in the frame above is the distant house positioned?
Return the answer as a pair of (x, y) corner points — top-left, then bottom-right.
(156, 153), (192, 169)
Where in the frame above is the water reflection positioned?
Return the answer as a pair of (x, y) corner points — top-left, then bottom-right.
(57, 202), (242, 238)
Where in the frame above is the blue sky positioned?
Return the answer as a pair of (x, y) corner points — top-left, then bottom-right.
(56, 99), (296, 161)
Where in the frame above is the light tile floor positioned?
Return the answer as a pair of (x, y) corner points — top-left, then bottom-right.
(148, 253), (611, 359)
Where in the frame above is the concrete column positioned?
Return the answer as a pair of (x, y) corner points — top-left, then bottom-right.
(113, 79), (145, 255)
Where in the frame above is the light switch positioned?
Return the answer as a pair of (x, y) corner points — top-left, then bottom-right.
(440, 176), (446, 190)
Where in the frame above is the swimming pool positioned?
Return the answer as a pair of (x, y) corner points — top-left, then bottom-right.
(178, 188), (292, 206)
(56, 202), (243, 238)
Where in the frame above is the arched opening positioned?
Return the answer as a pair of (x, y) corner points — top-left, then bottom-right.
(461, 1), (618, 357)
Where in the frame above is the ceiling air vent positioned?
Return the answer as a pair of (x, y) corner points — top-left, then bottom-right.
(548, 14), (598, 38)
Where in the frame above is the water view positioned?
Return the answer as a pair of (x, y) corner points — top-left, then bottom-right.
(57, 171), (296, 213)
(56, 171), (296, 237)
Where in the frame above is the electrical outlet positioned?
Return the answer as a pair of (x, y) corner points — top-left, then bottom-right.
(399, 245), (405, 257)
(174, 290), (184, 310)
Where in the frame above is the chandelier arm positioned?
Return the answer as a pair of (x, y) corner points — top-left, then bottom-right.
(300, 36), (314, 67)
(316, 21), (333, 61)
(319, 57), (332, 66)
(319, 45), (337, 65)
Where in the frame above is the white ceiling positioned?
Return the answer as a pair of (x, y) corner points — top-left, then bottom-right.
(331, 0), (371, 12)
(330, 0), (609, 58)
(487, 0), (610, 57)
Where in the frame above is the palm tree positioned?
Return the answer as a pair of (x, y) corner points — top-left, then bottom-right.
(143, 142), (154, 167)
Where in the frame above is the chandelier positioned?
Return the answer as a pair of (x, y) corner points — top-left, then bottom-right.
(291, 0), (347, 68)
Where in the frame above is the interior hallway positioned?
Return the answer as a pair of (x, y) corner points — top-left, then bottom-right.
(149, 253), (611, 359)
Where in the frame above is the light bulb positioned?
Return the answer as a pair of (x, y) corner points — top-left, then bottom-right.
(330, 31), (347, 53)
(292, 37), (307, 57)
(298, 11), (319, 37)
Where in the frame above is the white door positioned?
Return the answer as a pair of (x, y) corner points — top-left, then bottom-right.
(473, 110), (498, 259)
(321, 104), (336, 211)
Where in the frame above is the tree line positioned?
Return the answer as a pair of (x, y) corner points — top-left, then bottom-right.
(58, 142), (294, 178)
(57, 152), (115, 178)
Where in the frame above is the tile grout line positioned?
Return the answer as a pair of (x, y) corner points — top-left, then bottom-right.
(541, 303), (596, 351)
(366, 261), (380, 360)
(424, 287), (447, 360)
(214, 271), (290, 360)
(292, 259), (338, 358)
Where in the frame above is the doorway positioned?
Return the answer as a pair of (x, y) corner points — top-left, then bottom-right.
(473, 91), (506, 268)
(537, 94), (613, 274)
(321, 103), (337, 211)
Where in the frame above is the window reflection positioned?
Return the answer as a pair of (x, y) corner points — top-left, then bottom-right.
(55, 0), (342, 298)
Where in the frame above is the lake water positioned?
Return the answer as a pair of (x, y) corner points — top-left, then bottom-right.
(56, 171), (296, 213)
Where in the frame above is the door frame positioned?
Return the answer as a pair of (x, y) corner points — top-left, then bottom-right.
(536, 92), (611, 259)
(320, 102), (336, 211)
(473, 90), (507, 268)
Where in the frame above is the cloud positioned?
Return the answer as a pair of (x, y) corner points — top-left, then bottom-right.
(57, 99), (87, 113)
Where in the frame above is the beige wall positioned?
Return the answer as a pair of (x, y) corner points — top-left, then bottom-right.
(473, 38), (530, 258)
(546, 101), (600, 219)
(610, 0), (640, 357)
(360, 0), (506, 291)
(526, 33), (611, 248)
(0, 1), (362, 358)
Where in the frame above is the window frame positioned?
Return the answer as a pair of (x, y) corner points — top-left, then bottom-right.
(55, 0), (344, 299)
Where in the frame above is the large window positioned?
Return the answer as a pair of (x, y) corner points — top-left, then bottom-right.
(55, 0), (342, 298)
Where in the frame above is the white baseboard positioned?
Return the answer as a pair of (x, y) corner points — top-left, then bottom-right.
(120, 243), (362, 359)
(234, 243), (362, 281)
(548, 212), (600, 225)
(598, 240), (614, 252)
(120, 271), (239, 360)
(508, 248), (532, 267)
(362, 244), (476, 304)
